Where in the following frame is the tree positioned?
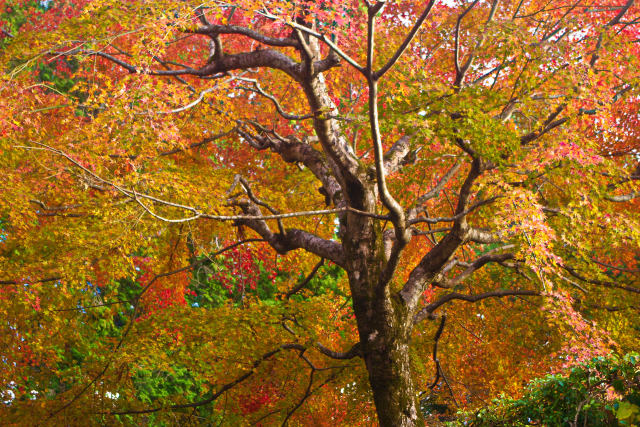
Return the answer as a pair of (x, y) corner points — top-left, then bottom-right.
(1, 0), (640, 425)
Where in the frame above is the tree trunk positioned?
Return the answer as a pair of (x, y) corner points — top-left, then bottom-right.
(340, 173), (421, 425)
(365, 331), (420, 426)
(350, 275), (421, 426)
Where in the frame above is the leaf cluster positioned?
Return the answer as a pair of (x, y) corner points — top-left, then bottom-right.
(454, 354), (640, 426)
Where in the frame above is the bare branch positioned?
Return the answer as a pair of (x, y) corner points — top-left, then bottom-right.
(520, 109), (569, 145)
(235, 175), (286, 235)
(194, 6), (210, 26)
(590, 259), (640, 273)
(365, 10), (410, 248)
(590, 0), (636, 66)
(157, 129), (234, 157)
(414, 289), (541, 324)
(399, 159), (497, 310)
(102, 344), (303, 416)
(383, 134), (417, 172)
(563, 265), (640, 294)
(409, 162), (461, 218)
(281, 369), (316, 426)
(285, 258), (325, 299)
(375, 0), (438, 78)
(21, 142), (384, 224)
(1, 26), (14, 38)
(30, 199), (82, 212)
(428, 314), (447, 390)
(454, 0), (481, 85)
(230, 196), (347, 266)
(368, 85), (407, 242)
(236, 77), (314, 121)
(465, 227), (505, 244)
(436, 251), (516, 289)
(59, 47), (306, 81)
(315, 342), (363, 360)
(1, 276), (60, 286)
(280, 361), (346, 426)
(409, 197), (499, 226)
(369, 1), (387, 16)
(190, 24), (300, 48)
(157, 87), (217, 114)
(605, 191), (640, 202)
(260, 9), (365, 73)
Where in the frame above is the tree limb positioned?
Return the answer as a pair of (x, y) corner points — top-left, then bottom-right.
(435, 251), (516, 289)
(315, 342), (363, 360)
(189, 24), (300, 48)
(414, 289), (541, 324)
(285, 258), (325, 299)
(409, 162), (462, 219)
(102, 344), (303, 416)
(563, 265), (640, 294)
(375, 0), (438, 78)
(605, 191), (640, 202)
(428, 314), (447, 389)
(236, 77), (314, 121)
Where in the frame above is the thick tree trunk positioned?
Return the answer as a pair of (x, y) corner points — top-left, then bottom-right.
(340, 179), (422, 426)
(350, 271), (421, 426)
(365, 330), (420, 426)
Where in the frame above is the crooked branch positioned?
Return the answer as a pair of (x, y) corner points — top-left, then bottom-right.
(285, 258), (325, 299)
(102, 344), (304, 416)
(414, 289), (541, 324)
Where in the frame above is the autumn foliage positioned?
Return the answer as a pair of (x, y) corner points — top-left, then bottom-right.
(1, 0), (639, 425)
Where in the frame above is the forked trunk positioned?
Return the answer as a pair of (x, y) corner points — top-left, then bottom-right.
(342, 184), (421, 425)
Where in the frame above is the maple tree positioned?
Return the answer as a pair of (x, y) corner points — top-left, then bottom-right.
(1, 0), (640, 425)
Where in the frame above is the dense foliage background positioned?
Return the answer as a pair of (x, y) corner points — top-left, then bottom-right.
(1, 0), (639, 425)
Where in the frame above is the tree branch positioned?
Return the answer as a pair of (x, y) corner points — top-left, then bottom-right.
(520, 111), (569, 145)
(590, 0), (636, 66)
(428, 314), (446, 389)
(272, 13), (365, 73)
(563, 265), (640, 294)
(409, 162), (461, 219)
(0, 276), (61, 286)
(383, 134), (415, 172)
(61, 47), (308, 81)
(400, 159), (495, 311)
(235, 127), (342, 206)
(285, 258), (325, 299)
(1, 26), (14, 38)
(435, 251), (516, 289)
(236, 78), (314, 121)
(375, 0), (438, 78)
(189, 24), (300, 48)
(414, 289), (541, 324)
(366, 11), (410, 248)
(315, 342), (363, 360)
(454, 0), (481, 86)
(605, 191), (640, 202)
(230, 197), (347, 267)
(102, 344), (303, 416)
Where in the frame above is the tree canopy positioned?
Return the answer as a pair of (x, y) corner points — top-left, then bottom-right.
(1, 0), (639, 425)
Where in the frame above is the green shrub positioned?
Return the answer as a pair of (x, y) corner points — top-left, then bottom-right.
(453, 354), (640, 426)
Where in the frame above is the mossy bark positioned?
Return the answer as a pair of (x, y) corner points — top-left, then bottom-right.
(343, 194), (422, 426)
